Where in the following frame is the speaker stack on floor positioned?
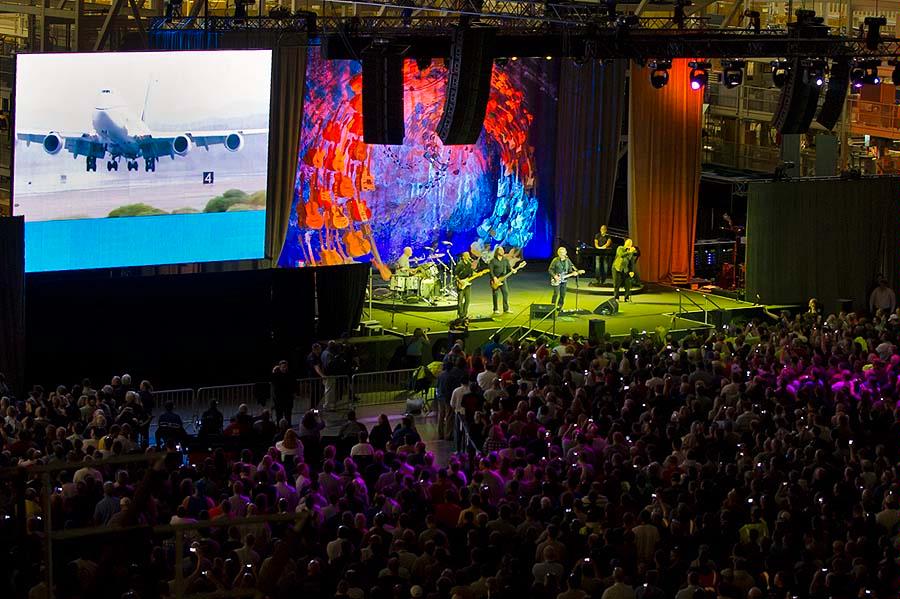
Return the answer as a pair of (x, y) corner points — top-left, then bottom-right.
(361, 45), (405, 145)
(437, 26), (497, 145)
(593, 298), (619, 316)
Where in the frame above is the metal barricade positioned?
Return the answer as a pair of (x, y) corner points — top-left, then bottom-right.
(293, 375), (349, 416)
(152, 388), (195, 419)
(196, 383), (258, 420)
(351, 368), (431, 407)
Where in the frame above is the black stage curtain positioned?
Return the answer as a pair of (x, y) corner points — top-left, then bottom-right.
(266, 45), (308, 265)
(746, 178), (900, 312)
(553, 59), (626, 245)
(315, 263), (369, 339)
(0, 217), (25, 395)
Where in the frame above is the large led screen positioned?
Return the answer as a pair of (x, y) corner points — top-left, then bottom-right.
(14, 50), (272, 272)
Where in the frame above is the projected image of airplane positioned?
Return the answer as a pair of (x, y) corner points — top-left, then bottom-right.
(16, 88), (267, 172)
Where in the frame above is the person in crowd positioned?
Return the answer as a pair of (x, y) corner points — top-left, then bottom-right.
(8, 303), (900, 599)
(870, 278), (897, 315)
(271, 359), (296, 424)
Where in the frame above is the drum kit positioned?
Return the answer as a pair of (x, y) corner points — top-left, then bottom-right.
(386, 244), (460, 305)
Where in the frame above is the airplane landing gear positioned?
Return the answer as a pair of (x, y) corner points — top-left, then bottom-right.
(86, 156), (97, 172)
(126, 160), (138, 171)
(106, 160), (119, 172)
(144, 157), (156, 172)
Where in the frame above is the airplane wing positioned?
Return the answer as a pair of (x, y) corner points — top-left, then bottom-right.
(17, 131), (107, 159)
(140, 128), (268, 159)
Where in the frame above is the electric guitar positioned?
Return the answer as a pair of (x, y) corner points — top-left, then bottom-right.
(550, 269), (585, 287)
(490, 261), (527, 290)
(456, 269), (490, 290)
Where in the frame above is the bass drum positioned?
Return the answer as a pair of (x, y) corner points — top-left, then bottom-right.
(419, 277), (438, 299)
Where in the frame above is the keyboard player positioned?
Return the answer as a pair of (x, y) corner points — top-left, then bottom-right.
(593, 225), (613, 285)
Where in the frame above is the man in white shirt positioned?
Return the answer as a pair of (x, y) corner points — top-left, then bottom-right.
(601, 568), (635, 599)
(870, 278), (897, 314)
(350, 431), (375, 457)
(450, 380), (470, 416)
(476, 365), (498, 391)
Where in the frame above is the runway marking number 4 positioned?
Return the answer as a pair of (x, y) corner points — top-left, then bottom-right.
(203, 171), (214, 185)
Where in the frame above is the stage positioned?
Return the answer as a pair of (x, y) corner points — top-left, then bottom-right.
(364, 263), (769, 345)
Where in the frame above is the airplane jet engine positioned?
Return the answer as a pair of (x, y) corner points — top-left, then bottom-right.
(172, 134), (193, 157)
(42, 132), (64, 155)
(224, 132), (244, 153)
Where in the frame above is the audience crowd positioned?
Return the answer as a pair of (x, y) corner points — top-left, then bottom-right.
(2, 305), (900, 599)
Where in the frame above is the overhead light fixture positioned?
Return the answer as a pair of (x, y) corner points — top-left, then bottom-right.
(852, 59), (882, 88)
(802, 59), (827, 87)
(721, 59), (746, 89)
(771, 60), (789, 88)
(865, 16), (887, 50)
(649, 59), (672, 89)
(688, 61), (711, 91)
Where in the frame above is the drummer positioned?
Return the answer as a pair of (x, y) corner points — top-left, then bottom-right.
(394, 247), (414, 275)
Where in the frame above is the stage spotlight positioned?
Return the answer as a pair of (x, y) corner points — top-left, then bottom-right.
(649, 59), (671, 89)
(802, 59), (827, 87)
(850, 65), (865, 89)
(770, 60), (789, 88)
(721, 59), (745, 89)
(688, 61), (710, 91)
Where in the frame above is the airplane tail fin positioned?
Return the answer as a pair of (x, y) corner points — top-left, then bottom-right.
(140, 78), (153, 123)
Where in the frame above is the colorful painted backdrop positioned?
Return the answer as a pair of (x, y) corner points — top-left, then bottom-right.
(279, 52), (557, 271)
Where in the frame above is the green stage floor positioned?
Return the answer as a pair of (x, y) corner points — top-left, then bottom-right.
(365, 268), (762, 341)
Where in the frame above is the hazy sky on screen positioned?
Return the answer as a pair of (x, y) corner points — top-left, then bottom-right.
(15, 50), (272, 132)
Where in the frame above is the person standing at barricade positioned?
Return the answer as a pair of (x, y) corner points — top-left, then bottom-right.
(271, 360), (295, 425)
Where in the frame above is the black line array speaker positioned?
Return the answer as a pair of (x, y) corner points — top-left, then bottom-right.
(816, 57), (850, 130)
(593, 298), (619, 316)
(362, 50), (405, 145)
(437, 26), (496, 145)
(771, 57), (821, 134)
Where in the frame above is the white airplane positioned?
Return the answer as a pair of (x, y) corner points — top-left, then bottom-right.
(17, 88), (267, 172)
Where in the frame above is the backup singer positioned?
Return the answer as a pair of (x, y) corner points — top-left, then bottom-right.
(549, 247), (577, 310)
(489, 246), (512, 315)
(454, 252), (475, 320)
(593, 224), (613, 285)
(613, 238), (637, 302)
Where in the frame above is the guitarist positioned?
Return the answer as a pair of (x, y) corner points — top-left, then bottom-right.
(455, 252), (475, 320)
(613, 238), (638, 302)
(489, 246), (512, 315)
(549, 246), (577, 310)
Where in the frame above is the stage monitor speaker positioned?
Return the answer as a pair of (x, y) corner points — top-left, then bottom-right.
(362, 50), (405, 145)
(771, 57), (821, 134)
(588, 319), (606, 344)
(816, 57), (850, 130)
(530, 303), (556, 320)
(593, 298), (619, 316)
(437, 26), (496, 145)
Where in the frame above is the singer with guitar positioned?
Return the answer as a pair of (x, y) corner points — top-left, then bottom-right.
(613, 238), (638, 302)
(454, 252), (484, 320)
(488, 246), (513, 315)
(549, 247), (585, 310)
